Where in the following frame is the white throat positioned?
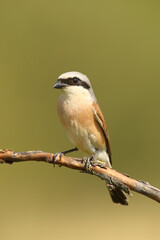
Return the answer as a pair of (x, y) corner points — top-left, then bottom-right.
(61, 86), (93, 102)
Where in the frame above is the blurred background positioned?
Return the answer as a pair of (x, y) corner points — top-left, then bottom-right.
(0, 0), (160, 239)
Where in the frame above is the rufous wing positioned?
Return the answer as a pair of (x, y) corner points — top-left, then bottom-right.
(92, 102), (112, 165)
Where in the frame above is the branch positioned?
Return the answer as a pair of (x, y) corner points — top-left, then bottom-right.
(0, 149), (159, 203)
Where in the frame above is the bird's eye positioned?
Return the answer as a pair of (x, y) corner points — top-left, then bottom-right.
(73, 77), (79, 83)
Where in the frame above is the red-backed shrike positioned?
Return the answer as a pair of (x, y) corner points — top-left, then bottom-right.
(53, 71), (128, 205)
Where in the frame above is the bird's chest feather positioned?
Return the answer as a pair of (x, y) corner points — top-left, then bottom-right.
(57, 93), (95, 148)
(57, 94), (92, 128)
(57, 91), (106, 154)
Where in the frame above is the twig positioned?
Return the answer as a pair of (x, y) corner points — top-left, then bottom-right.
(0, 149), (159, 203)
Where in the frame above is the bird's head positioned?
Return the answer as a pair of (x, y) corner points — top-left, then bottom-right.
(53, 71), (96, 101)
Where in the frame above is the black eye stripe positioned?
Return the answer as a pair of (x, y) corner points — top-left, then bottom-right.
(59, 77), (79, 85)
(58, 77), (90, 89)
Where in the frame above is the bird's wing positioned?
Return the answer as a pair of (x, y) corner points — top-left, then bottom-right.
(92, 102), (112, 165)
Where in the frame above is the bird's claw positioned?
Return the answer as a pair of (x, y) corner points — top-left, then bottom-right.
(83, 155), (96, 174)
(82, 155), (107, 173)
(91, 159), (107, 169)
(52, 152), (64, 167)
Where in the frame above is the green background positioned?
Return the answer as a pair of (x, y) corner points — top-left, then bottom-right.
(0, 1), (160, 239)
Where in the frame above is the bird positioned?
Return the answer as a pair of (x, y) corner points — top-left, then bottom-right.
(53, 71), (128, 205)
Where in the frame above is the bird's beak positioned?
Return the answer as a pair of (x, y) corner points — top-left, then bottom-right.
(53, 80), (67, 89)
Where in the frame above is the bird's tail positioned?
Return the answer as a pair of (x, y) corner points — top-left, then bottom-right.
(106, 181), (128, 205)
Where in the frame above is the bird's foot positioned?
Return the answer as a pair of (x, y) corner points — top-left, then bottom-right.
(52, 147), (78, 167)
(82, 155), (96, 174)
(52, 152), (64, 167)
(82, 154), (107, 173)
(91, 159), (107, 169)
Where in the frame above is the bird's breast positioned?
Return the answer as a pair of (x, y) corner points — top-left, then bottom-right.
(57, 93), (92, 125)
(57, 93), (106, 155)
